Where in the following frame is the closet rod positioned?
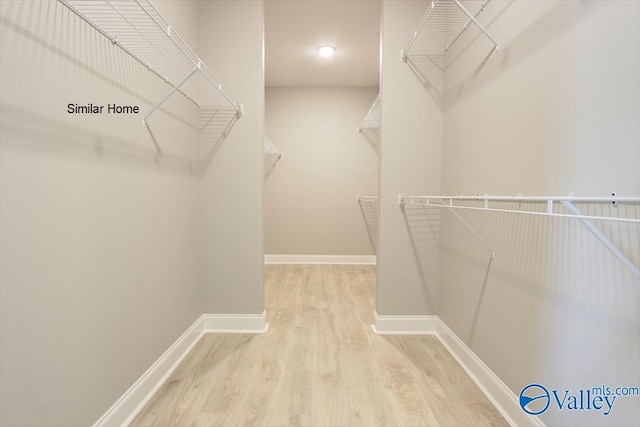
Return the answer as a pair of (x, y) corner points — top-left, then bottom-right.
(399, 194), (640, 279)
(399, 195), (640, 224)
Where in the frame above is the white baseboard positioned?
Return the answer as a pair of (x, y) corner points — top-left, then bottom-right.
(371, 311), (438, 334)
(434, 318), (545, 427)
(370, 313), (544, 427)
(93, 311), (268, 427)
(264, 254), (376, 265)
(93, 316), (205, 427)
(202, 310), (269, 333)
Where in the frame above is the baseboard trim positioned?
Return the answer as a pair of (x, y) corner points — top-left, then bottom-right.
(370, 313), (544, 427)
(93, 316), (205, 427)
(371, 311), (438, 334)
(434, 318), (545, 427)
(265, 254), (376, 265)
(93, 311), (268, 426)
(202, 310), (269, 333)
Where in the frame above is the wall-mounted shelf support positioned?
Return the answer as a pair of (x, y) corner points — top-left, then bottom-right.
(401, 0), (499, 91)
(264, 136), (282, 180)
(143, 65), (200, 126)
(561, 200), (640, 279)
(399, 194), (640, 279)
(402, 0), (499, 64)
(59, 0), (243, 153)
(399, 194), (495, 258)
(358, 95), (380, 154)
(448, 0), (499, 53)
(357, 196), (379, 253)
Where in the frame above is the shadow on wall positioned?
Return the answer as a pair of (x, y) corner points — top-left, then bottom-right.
(357, 197), (378, 253)
(1, 103), (200, 176)
(401, 0), (514, 109)
(443, 0), (600, 109)
(437, 201), (640, 411)
(0, 0), (237, 169)
(400, 205), (441, 313)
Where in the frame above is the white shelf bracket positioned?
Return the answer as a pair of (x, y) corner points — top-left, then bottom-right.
(452, 0), (499, 52)
(142, 67), (200, 126)
(399, 195), (496, 259)
(561, 201), (640, 279)
(143, 66), (200, 125)
(440, 199), (496, 259)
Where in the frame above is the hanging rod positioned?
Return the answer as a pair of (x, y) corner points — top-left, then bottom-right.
(59, 0), (243, 126)
(398, 195), (640, 224)
(398, 194), (640, 279)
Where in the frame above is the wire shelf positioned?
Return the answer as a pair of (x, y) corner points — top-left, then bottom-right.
(357, 196), (378, 252)
(358, 95), (380, 154)
(401, 0), (498, 90)
(60, 0), (242, 150)
(264, 136), (282, 180)
(399, 194), (640, 278)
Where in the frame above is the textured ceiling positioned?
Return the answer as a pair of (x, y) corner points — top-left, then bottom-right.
(265, 0), (381, 87)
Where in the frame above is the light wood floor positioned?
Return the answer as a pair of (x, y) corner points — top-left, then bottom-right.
(131, 265), (508, 427)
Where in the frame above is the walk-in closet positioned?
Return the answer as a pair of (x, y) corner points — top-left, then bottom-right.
(1, 1), (638, 427)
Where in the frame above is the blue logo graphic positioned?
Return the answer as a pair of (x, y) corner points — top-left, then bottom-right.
(520, 384), (551, 415)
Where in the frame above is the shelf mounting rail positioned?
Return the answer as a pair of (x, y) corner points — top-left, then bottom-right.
(59, 0), (243, 128)
(398, 194), (640, 279)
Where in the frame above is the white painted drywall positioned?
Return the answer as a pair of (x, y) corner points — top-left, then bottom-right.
(0, 1), (203, 425)
(438, 1), (639, 426)
(199, 1), (265, 314)
(264, 87), (379, 256)
(376, 0), (443, 316)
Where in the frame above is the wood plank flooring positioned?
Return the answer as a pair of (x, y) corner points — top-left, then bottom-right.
(131, 265), (508, 426)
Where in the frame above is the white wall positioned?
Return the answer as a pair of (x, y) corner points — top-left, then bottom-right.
(0, 1), (203, 425)
(199, 1), (264, 314)
(264, 87), (378, 256)
(438, 1), (639, 426)
(376, 0), (442, 316)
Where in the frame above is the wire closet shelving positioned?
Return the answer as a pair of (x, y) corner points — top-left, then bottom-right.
(264, 136), (282, 180)
(357, 196), (379, 253)
(401, 0), (499, 89)
(398, 194), (640, 279)
(358, 95), (380, 154)
(59, 0), (243, 150)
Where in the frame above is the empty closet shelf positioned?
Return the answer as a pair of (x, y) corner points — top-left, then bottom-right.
(398, 194), (640, 278)
(264, 136), (282, 179)
(402, 0), (499, 90)
(358, 95), (380, 153)
(60, 0), (243, 124)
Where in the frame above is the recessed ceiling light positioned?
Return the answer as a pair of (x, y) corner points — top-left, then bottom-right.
(318, 46), (335, 58)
